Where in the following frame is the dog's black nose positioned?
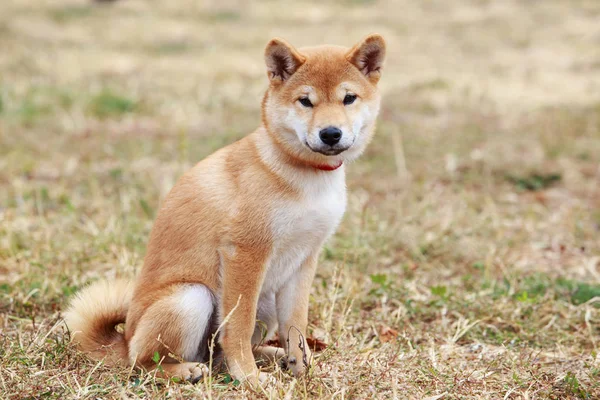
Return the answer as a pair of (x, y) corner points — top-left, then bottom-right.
(319, 126), (342, 146)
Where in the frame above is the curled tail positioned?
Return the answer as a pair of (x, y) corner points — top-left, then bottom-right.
(63, 279), (133, 366)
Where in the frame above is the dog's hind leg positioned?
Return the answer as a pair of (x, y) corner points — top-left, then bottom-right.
(128, 284), (215, 381)
(252, 292), (285, 366)
(253, 292), (278, 346)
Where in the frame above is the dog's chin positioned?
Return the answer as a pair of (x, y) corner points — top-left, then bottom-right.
(305, 142), (350, 156)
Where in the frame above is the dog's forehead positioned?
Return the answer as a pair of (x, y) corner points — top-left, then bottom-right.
(284, 45), (370, 97)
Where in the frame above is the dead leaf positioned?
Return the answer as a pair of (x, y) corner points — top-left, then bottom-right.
(533, 192), (547, 205)
(306, 337), (328, 352)
(379, 325), (399, 343)
(264, 338), (280, 347)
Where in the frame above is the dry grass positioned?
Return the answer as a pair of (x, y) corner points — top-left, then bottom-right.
(1, 0), (600, 398)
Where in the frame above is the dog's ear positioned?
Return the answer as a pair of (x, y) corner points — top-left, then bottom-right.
(265, 38), (306, 82)
(346, 34), (386, 84)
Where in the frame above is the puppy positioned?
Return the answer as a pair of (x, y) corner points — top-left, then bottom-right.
(64, 34), (386, 385)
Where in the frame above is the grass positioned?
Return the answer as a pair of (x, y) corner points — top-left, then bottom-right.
(88, 90), (139, 119)
(1, 0), (600, 398)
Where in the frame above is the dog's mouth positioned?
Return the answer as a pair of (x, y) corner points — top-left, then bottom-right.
(305, 142), (351, 156)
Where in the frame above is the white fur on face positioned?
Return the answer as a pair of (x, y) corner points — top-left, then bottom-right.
(342, 96), (380, 161)
(266, 81), (380, 164)
(286, 107), (309, 145)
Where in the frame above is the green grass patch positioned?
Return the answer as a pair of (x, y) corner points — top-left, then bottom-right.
(49, 5), (94, 23)
(0, 86), (76, 125)
(507, 173), (562, 191)
(206, 10), (241, 21)
(17, 97), (53, 126)
(488, 273), (600, 306)
(88, 90), (138, 118)
(563, 371), (592, 399)
(557, 278), (600, 306)
(147, 40), (191, 55)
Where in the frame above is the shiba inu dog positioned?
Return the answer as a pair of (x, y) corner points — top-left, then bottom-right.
(64, 34), (386, 385)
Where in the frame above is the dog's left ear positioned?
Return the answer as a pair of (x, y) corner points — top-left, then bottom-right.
(265, 38), (306, 83)
(346, 34), (386, 84)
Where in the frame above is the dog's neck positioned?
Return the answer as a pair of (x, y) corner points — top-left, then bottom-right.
(253, 126), (344, 172)
(251, 127), (345, 185)
(311, 160), (343, 171)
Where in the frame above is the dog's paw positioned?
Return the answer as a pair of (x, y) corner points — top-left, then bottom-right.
(284, 351), (312, 377)
(237, 370), (275, 389)
(179, 362), (209, 384)
(258, 371), (276, 386)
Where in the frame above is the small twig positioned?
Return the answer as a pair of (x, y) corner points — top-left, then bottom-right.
(286, 325), (309, 369)
(156, 335), (184, 363)
(205, 294), (241, 399)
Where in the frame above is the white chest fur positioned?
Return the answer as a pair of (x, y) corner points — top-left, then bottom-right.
(261, 172), (347, 294)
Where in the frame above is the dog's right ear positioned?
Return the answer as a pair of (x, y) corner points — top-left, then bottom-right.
(264, 38), (305, 83)
(346, 34), (386, 84)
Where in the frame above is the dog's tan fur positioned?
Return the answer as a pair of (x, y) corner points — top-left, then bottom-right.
(64, 34), (385, 385)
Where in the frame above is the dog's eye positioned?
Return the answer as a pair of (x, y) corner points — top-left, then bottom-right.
(343, 94), (357, 105)
(299, 97), (313, 108)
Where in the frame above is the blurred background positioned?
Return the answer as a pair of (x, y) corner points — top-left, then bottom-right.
(1, 0), (599, 398)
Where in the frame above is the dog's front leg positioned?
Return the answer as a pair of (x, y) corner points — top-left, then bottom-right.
(276, 253), (318, 377)
(220, 247), (268, 385)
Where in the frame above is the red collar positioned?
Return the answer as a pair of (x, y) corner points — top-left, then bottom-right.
(312, 160), (343, 171)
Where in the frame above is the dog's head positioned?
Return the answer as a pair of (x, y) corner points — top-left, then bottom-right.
(262, 34), (386, 166)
